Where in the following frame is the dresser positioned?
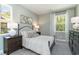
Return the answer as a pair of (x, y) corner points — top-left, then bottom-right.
(4, 35), (22, 55)
(69, 30), (79, 55)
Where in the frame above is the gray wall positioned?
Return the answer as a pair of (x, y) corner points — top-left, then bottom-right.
(38, 14), (50, 36)
(76, 5), (79, 16)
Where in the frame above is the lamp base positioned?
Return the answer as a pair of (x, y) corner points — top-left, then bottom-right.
(36, 32), (41, 35)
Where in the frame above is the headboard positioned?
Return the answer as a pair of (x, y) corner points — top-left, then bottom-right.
(18, 23), (33, 36)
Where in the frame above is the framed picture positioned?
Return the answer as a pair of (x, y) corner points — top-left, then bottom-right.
(20, 15), (32, 25)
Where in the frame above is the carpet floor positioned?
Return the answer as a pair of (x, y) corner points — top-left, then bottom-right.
(10, 39), (72, 55)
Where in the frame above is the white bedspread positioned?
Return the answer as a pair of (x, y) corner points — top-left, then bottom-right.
(22, 35), (54, 55)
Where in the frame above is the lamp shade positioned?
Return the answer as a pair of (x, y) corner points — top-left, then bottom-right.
(35, 25), (39, 29)
(71, 17), (79, 30)
(71, 17), (79, 23)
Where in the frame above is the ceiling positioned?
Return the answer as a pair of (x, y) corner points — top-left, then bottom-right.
(21, 4), (76, 15)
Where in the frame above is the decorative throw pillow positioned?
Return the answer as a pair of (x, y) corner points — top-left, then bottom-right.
(21, 30), (39, 38)
(27, 30), (39, 38)
(21, 31), (28, 38)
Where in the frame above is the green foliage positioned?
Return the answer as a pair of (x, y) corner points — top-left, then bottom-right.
(56, 15), (65, 31)
(1, 12), (10, 19)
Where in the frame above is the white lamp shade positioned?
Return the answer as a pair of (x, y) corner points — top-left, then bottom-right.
(71, 17), (79, 23)
(35, 25), (39, 29)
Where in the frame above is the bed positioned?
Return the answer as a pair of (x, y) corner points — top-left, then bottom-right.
(20, 30), (55, 55)
(19, 24), (55, 55)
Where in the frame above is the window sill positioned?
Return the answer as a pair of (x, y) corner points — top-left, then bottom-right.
(56, 31), (65, 32)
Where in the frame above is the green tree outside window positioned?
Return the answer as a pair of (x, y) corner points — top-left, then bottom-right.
(56, 15), (65, 31)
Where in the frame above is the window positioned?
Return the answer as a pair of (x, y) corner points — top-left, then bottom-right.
(0, 4), (11, 34)
(0, 22), (7, 34)
(56, 15), (65, 32)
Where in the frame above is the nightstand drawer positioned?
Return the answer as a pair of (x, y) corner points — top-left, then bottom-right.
(4, 35), (22, 55)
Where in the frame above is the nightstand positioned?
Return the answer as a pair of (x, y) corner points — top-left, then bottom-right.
(4, 35), (22, 55)
(36, 32), (41, 35)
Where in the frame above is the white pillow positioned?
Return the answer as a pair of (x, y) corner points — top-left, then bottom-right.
(21, 31), (28, 38)
(27, 30), (39, 38)
(21, 30), (39, 38)
(27, 31), (34, 38)
(33, 33), (39, 37)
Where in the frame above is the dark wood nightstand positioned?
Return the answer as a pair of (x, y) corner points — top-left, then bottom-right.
(4, 35), (22, 55)
(36, 32), (41, 35)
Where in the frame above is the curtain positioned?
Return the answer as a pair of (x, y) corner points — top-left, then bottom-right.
(65, 8), (75, 40)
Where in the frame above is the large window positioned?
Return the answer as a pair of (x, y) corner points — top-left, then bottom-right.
(56, 15), (65, 32)
(0, 4), (11, 34)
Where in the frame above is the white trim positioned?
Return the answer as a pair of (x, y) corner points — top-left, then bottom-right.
(56, 31), (65, 32)
(65, 10), (69, 40)
(54, 13), (56, 32)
